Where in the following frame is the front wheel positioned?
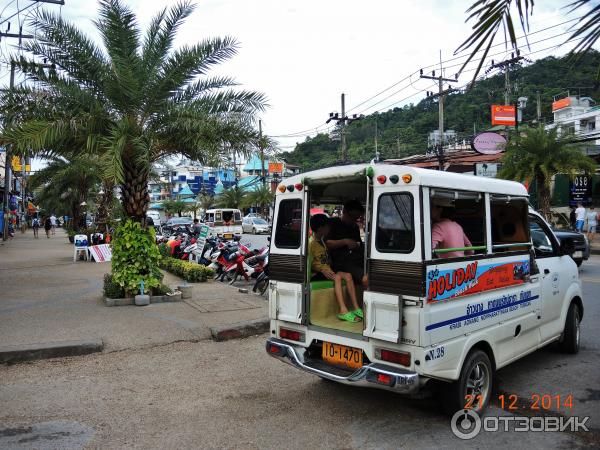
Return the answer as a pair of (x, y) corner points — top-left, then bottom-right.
(558, 302), (580, 354)
(442, 349), (492, 415)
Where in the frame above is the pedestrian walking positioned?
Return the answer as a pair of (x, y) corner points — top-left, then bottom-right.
(43, 216), (52, 238)
(586, 206), (598, 243)
(50, 214), (57, 235)
(32, 217), (40, 238)
(575, 203), (586, 232)
(569, 206), (577, 230)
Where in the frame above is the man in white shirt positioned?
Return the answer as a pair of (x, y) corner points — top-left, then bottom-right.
(50, 214), (57, 235)
(575, 203), (586, 232)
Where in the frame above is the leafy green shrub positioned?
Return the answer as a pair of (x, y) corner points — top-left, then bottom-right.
(154, 282), (173, 295)
(158, 243), (170, 259)
(159, 257), (213, 282)
(103, 273), (125, 299)
(111, 220), (163, 295)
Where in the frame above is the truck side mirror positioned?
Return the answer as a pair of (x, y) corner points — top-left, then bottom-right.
(559, 237), (575, 256)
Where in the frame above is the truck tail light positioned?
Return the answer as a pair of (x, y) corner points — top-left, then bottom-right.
(279, 327), (304, 342)
(377, 374), (393, 385)
(378, 348), (411, 366)
(266, 342), (285, 356)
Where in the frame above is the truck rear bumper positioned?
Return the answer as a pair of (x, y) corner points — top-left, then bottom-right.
(266, 338), (419, 394)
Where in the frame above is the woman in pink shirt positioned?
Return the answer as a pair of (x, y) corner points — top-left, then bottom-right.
(431, 203), (473, 258)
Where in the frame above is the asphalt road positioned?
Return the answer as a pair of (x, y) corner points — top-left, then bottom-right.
(1, 256), (599, 449)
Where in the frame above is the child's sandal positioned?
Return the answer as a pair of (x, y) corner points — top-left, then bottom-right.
(337, 311), (361, 322)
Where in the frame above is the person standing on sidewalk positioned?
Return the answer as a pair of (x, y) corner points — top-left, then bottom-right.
(43, 216), (52, 238)
(50, 213), (57, 235)
(575, 203), (586, 232)
(569, 206), (577, 230)
(586, 206), (598, 243)
(32, 216), (40, 238)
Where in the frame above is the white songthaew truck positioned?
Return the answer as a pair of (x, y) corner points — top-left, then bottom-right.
(265, 164), (583, 413)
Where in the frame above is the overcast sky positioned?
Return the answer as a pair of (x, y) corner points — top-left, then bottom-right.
(0, 0), (585, 161)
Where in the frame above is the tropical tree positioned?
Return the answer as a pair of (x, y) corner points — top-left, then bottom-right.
(0, 0), (265, 223)
(456, 0), (599, 83)
(29, 156), (101, 230)
(161, 199), (193, 217)
(498, 126), (596, 217)
(247, 184), (274, 217)
(198, 193), (215, 212)
(216, 186), (247, 209)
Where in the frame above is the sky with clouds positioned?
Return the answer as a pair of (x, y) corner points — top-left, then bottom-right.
(0, 0), (586, 159)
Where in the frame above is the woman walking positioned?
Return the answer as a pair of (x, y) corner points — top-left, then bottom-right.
(43, 216), (52, 238)
(586, 206), (598, 243)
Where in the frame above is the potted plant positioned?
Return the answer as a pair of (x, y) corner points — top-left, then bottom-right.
(67, 229), (77, 243)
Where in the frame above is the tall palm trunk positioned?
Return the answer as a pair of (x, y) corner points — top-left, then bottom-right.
(122, 162), (150, 222)
(536, 173), (552, 220)
(96, 181), (115, 231)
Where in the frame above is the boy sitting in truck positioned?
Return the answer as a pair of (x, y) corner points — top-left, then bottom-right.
(309, 214), (363, 323)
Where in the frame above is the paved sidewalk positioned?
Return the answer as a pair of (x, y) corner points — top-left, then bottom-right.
(0, 229), (267, 352)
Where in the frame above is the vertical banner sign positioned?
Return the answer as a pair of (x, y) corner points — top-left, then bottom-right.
(569, 175), (592, 206)
(196, 225), (209, 250)
(491, 105), (516, 126)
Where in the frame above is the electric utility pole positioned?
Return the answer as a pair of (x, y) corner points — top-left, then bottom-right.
(420, 62), (458, 171)
(326, 93), (363, 164)
(258, 119), (266, 189)
(486, 51), (529, 105)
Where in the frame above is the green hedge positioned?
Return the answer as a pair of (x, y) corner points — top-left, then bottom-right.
(160, 257), (214, 282)
(103, 273), (172, 298)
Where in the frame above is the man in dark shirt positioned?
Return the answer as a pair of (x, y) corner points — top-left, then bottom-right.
(326, 200), (366, 285)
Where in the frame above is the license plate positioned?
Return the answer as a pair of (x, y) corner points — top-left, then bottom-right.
(322, 342), (363, 370)
(573, 251), (583, 258)
(223, 233), (233, 239)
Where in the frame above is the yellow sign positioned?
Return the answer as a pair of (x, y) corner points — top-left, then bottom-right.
(11, 156), (21, 171)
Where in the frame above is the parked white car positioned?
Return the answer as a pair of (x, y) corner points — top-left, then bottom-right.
(242, 217), (271, 234)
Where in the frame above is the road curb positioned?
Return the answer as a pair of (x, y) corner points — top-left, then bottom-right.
(0, 339), (104, 364)
(210, 318), (269, 342)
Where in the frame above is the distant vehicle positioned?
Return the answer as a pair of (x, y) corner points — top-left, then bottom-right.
(552, 228), (590, 266)
(165, 217), (193, 228)
(244, 213), (262, 219)
(204, 208), (243, 239)
(242, 217), (271, 234)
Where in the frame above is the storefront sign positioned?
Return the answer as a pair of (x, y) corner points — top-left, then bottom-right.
(491, 105), (516, 126)
(552, 97), (572, 112)
(472, 132), (507, 154)
(569, 175), (592, 206)
(268, 162), (283, 174)
(474, 163), (501, 178)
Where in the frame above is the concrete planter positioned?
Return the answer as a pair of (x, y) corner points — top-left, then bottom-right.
(134, 294), (150, 306)
(104, 292), (182, 307)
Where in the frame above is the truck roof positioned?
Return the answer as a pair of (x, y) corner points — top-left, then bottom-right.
(279, 163), (528, 197)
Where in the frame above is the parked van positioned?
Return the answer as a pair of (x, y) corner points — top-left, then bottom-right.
(203, 208), (243, 239)
(265, 164), (583, 413)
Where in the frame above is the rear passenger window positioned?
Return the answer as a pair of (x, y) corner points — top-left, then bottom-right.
(429, 189), (486, 258)
(275, 199), (302, 248)
(490, 196), (530, 253)
(376, 193), (414, 253)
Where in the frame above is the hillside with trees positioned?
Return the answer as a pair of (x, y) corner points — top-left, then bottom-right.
(283, 51), (600, 171)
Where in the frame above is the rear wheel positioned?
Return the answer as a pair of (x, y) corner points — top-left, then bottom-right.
(252, 227), (256, 234)
(442, 349), (492, 415)
(558, 302), (580, 354)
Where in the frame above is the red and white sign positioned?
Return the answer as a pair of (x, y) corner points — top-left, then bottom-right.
(491, 105), (516, 126)
(552, 97), (571, 112)
(89, 244), (112, 262)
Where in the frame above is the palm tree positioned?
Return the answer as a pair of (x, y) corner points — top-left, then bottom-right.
(0, 0), (265, 222)
(29, 156), (101, 231)
(198, 193), (215, 212)
(216, 186), (247, 209)
(457, 1), (599, 83)
(247, 184), (274, 217)
(498, 126), (596, 217)
(161, 199), (193, 217)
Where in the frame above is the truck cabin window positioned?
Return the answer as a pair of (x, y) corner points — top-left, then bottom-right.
(430, 190), (485, 259)
(275, 199), (302, 248)
(490, 196), (530, 253)
(376, 193), (414, 252)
